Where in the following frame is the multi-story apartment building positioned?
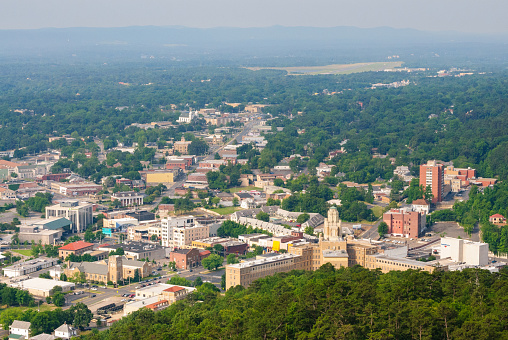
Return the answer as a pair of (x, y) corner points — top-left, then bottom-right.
(45, 201), (93, 233)
(173, 224), (209, 249)
(419, 160), (444, 203)
(161, 215), (195, 248)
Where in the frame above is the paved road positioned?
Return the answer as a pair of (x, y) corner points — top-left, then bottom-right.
(361, 220), (381, 240)
(203, 121), (256, 161)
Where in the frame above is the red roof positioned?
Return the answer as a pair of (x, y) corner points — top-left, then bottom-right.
(412, 199), (429, 205)
(164, 286), (185, 293)
(199, 250), (211, 256)
(490, 214), (505, 219)
(59, 240), (94, 251)
(146, 300), (168, 309)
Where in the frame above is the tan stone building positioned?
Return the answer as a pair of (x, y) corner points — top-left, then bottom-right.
(173, 137), (192, 155)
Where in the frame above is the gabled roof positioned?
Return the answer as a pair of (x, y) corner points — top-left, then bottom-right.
(412, 199), (429, 205)
(10, 320), (30, 330)
(30, 334), (57, 340)
(54, 322), (76, 334)
(78, 262), (108, 275)
(59, 241), (94, 251)
(490, 213), (505, 218)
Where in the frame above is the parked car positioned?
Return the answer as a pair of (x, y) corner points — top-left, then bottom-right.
(129, 294), (135, 298)
(91, 294), (96, 298)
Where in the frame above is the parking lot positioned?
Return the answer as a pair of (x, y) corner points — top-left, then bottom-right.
(430, 221), (479, 242)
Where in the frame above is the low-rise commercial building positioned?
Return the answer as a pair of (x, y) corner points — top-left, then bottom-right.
(440, 237), (488, 266)
(10, 278), (75, 297)
(58, 241), (94, 260)
(98, 242), (166, 261)
(170, 248), (203, 270)
(18, 217), (70, 245)
(3, 258), (59, 278)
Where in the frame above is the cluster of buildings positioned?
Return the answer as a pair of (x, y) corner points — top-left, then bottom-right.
(9, 320), (78, 340)
(123, 283), (195, 316)
(419, 160), (497, 203)
(226, 207), (495, 289)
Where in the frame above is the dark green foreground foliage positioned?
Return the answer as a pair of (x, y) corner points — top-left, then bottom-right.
(83, 265), (508, 340)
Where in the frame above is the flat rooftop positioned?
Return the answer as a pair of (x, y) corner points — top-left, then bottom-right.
(229, 253), (299, 269)
(10, 278), (75, 291)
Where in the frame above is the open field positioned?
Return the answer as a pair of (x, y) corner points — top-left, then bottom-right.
(228, 186), (262, 193)
(246, 62), (404, 75)
(210, 207), (242, 215)
(12, 249), (32, 256)
(0, 303), (57, 314)
(371, 206), (384, 219)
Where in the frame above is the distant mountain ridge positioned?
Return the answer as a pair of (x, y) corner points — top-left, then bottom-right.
(0, 25), (506, 64)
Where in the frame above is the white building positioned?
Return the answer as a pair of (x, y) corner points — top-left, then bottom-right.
(110, 191), (144, 207)
(177, 111), (197, 124)
(3, 258), (59, 278)
(10, 278), (75, 297)
(161, 216), (195, 248)
(45, 201), (93, 233)
(9, 321), (31, 338)
(54, 323), (78, 339)
(411, 199), (430, 215)
(440, 237), (489, 266)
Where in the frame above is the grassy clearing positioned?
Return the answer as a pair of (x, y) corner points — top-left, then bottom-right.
(371, 206), (384, 219)
(12, 249), (32, 256)
(228, 186), (262, 193)
(210, 207), (242, 215)
(246, 62), (403, 75)
(0, 303), (57, 314)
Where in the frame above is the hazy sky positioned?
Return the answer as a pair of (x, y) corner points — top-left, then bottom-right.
(2, 0), (507, 34)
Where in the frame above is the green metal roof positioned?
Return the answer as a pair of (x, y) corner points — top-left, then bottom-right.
(9, 334), (24, 340)
(41, 218), (72, 230)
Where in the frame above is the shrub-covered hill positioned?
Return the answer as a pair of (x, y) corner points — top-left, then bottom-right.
(83, 264), (508, 340)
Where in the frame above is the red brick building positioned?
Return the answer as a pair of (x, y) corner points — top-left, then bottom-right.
(36, 173), (71, 183)
(165, 160), (189, 170)
(58, 240), (95, 259)
(383, 209), (426, 238)
(170, 248), (201, 270)
(419, 160), (444, 203)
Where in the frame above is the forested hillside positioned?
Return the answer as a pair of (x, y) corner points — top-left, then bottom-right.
(264, 73), (508, 181)
(1, 64), (507, 183)
(83, 265), (508, 340)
